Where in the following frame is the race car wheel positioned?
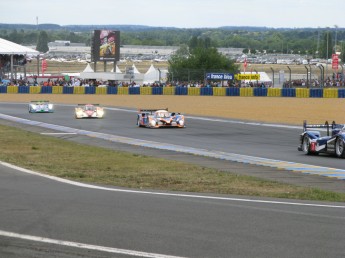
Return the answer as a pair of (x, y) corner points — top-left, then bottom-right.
(302, 135), (311, 155)
(335, 137), (345, 158)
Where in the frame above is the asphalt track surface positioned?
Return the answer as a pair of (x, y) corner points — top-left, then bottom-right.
(0, 103), (345, 257)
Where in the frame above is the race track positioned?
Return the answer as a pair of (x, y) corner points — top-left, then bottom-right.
(2, 103), (345, 174)
(0, 102), (345, 258)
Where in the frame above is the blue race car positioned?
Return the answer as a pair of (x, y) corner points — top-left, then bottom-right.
(298, 120), (345, 158)
(28, 100), (54, 113)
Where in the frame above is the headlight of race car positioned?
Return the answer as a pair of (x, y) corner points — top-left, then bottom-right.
(178, 120), (184, 126)
(48, 104), (54, 109)
(76, 110), (83, 115)
(97, 109), (104, 117)
(150, 120), (156, 126)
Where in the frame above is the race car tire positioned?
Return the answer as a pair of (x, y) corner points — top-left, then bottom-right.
(136, 117), (141, 127)
(335, 137), (345, 158)
(302, 135), (311, 155)
(302, 135), (319, 156)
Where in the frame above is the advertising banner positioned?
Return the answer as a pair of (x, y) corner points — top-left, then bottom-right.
(206, 73), (234, 80)
(236, 74), (261, 80)
(92, 30), (120, 62)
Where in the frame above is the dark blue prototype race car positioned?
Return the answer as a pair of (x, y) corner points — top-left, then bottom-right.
(298, 120), (345, 158)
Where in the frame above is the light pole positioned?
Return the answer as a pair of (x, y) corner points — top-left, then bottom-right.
(316, 64), (324, 87)
(254, 69), (258, 86)
(287, 66), (291, 86)
(334, 25), (338, 54)
(270, 67), (275, 87)
(305, 65), (309, 87)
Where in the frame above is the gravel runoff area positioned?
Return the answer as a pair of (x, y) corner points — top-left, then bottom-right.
(1, 94), (345, 193)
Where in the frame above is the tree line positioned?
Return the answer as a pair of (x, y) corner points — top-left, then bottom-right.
(1, 24), (344, 61)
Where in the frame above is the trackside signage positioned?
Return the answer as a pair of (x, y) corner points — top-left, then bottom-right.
(206, 73), (234, 80)
(236, 74), (261, 80)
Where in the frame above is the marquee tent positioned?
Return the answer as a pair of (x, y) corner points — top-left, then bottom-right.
(143, 64), (159, 84)
(0, 37), (39, 80)
(0, 38), (39, 55)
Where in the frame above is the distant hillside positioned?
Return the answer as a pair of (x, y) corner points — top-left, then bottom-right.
(1, 23), (343, 61)
(0, 23), (299, 32)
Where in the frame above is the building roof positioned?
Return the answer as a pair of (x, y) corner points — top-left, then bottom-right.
(0, 38), (39, 55)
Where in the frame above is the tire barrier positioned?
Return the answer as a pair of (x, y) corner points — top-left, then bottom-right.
(175, 87), (188, 95)
(73, 86), (85, 94)
(140, 87), (152, 95)
(309, 88), (323, 98)
(323, 88), (338, 98)
(40, 86), (52, 94)
(152, 87), (163, 95)
(128, 87), (140, 95)
(95, 87), (106, 95)
(226, 87), (240, 96)
(339, 89), (345, 98)
(188, 87), (200, 96)
(267, 88), (281, 97)
(295, 88), (309, 98)
(18, 86), (30, 94)
(85, 86), (96, 94)
(253, 88), (267, 97)
(213, 87), (226, 96)
(200, 87), (213, 96)
(240, 87), (253, 97)
(163, 87), (175, 95)
(282, 88), (296, 97)
(63, 86), (74, 94)
(107, 86), (117, 95)
(1, 86), (345, 98)
(117, 87), (129, 95)
(52, 86), (63, 94)
(29, 86), (42, 94)
(0, 86), (7, 93)
(7, 86), (18, 94)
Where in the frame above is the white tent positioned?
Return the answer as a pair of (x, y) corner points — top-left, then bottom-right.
(83, 63), (94, 72)
(110, 66), (122, 73)
(132, 64), (141, 74)
(0, 38), (40, 80)
(143, 64), (159, 84)
(0, 38), (39, 55)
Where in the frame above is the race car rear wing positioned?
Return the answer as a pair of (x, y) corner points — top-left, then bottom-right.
(303, 120), (341, 136)
(31, 100), (49, 103)
(77, 104), (100, 106)
(139, 108), (168, 114)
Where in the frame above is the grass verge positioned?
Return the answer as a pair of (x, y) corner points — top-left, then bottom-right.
(1, 124), (345, 202)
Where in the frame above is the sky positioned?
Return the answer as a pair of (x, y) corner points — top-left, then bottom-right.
(1, 0), (344, 29)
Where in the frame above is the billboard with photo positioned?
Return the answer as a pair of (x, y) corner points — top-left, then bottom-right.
(92, 30), (120, 62)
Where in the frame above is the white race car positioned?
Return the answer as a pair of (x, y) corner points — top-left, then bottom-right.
(75, 104), (104, 119)
(28, 100), (54, 113)
(137, 108), (185, 128)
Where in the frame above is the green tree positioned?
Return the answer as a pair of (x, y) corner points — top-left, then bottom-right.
(320, 31), (333, 59)
(168, 37), (238, 82)
(36, 31), (49, 53)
